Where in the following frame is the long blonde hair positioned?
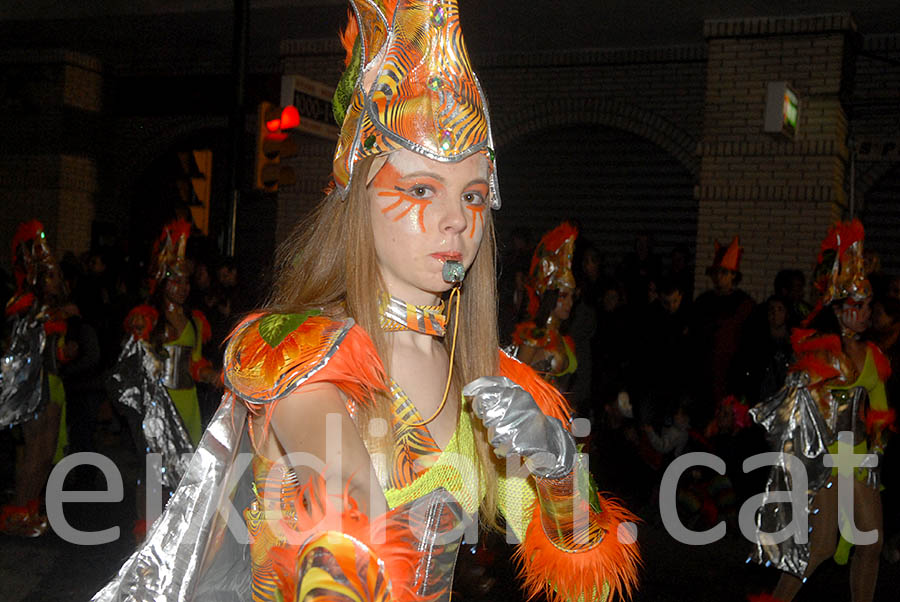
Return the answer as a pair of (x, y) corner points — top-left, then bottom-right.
(265, 155), (502, 529)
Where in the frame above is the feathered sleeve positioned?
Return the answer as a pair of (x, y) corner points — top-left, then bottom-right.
(497, 350), (641, 602)
(223, 311), (387, 440)
(865, 342), (895, 444)
(188, 309), (214, 381)
(191, 309), (212, 343)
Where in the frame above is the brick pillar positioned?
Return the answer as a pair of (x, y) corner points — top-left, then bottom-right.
(695, 14), (857, 301)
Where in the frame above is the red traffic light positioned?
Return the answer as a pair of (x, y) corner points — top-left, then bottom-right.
(265, 105), (301, 134)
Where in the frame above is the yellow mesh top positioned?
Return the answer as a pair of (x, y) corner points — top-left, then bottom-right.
(383, 397), (538, 540)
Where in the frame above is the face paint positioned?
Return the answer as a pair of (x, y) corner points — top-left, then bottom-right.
(466, 204), (485, 239)
(378, 189), (432, 233)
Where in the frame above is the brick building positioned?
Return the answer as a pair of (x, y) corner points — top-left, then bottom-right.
(1, 9), (899, 302)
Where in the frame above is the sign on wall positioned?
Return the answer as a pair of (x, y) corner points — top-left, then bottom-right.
(280, 75), (340, 141)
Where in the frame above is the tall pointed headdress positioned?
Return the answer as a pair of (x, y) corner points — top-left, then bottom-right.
(10, 219), (56, 292)
(332, 0), (500, 208)
(525, 222), (578, 317)
(149, 219), (191, 294)
(707, 235), (743, 274)
(812, 219), (871, 307)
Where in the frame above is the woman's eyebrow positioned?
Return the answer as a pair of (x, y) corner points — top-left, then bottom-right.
(395, 170), (445, 183)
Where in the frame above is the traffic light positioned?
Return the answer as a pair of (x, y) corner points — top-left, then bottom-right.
(254, 102), (301, 192)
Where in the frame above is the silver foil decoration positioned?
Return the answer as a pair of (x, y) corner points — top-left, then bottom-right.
(749, 371), (870, 577)
(0, 314), (47, 427)
(93, 394), (253, 602)
(109, 336), (194, 489)
(464, 375), (575, 479)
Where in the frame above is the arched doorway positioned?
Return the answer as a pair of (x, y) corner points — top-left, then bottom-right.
(495, 124), (697, 280)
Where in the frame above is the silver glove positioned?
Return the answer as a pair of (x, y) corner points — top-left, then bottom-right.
(463, 376), (575, 479)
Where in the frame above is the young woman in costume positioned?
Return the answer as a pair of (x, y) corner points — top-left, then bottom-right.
(94, 2), (639, 601)
(0, 220), (76, 536)
(509, 222), (579, 392)
(111, 219), (217, 537)
(750, 220), (892, 602)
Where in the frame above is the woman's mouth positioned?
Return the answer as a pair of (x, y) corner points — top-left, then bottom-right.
(431, 252), (462, 263)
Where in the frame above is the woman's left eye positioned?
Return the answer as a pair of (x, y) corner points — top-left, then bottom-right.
(462, 191), (485, 205)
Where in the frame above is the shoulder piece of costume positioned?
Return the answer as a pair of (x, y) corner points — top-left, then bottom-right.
(224, 311), (386, 407)
(191, 309), (212, 344)
(125, 304), (159, 341)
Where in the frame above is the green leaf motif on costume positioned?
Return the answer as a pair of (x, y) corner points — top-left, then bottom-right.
(333, 37), (361, 126)
(257, 310), (322, 348)
(575, 451), (603, 515)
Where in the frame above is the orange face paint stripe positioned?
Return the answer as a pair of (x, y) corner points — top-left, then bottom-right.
(377, 189), (431, 233)
(466, 205), (485, 239)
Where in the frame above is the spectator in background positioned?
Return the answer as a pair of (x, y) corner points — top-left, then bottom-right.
(618, 232), (661, 307)
(569, 240), (599, 418)
(497, 226), (532, 346)
(733, 294), (795, 410)
(668, 244), (694, 308)
(869, 295), (900, 564)
(691, 235), (755, 427)
(774, 268), (812, 325)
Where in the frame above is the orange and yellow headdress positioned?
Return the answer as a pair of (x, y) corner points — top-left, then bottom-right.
(10, 219), (55, 292)
(332, 0), (500, 208)
(525, 222), (578, 317)
(149, 219), (192, 294)
(812, 219), (871, 307)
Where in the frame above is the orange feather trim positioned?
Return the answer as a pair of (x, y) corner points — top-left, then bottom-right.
(124, 305), (159, 341)
(189, 356), (213, 383)
(818, 219), (864, 262)
(790, 355), (841, 382)
(790, 329), (841, 357)
(5, 292), (35, 317)
(191, 309), (212, 343)
(267, 474), (436, 602)
(866, 408), (896, 435)
(867, 342), (892, 381)
(513, 493), (641, 602)
(499, 350), (572, 425)
(43, 319), (67, 336)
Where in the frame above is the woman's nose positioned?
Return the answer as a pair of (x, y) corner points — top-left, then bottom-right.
(439, 201), (467, 234)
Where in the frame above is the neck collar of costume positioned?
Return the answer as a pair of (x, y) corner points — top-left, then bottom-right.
(378, 292), (446, 337)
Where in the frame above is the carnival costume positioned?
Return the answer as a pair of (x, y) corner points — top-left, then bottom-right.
(93, 2), (639, 601)
(110, 220), (212, 490)
(509, 222), (579, 390)
(0, 220), (69, 536)
(749, 220), (894, 578)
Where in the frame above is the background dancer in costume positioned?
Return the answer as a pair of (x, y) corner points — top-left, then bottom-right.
(509, 222), (579, 393)
(749, 220), (891, 602)
(0, 220), (77, 536)
(93, 2), (639, 601)
(112, 219), (217, 538)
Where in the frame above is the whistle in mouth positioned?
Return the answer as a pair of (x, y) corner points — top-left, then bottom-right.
(442, 260), (465, 284)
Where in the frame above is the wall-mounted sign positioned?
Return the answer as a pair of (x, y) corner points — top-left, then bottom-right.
(280, 75), (340, 141)
(763, 81), (799, 139)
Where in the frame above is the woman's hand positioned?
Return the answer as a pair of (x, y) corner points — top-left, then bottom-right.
(463, 376), (574, 479)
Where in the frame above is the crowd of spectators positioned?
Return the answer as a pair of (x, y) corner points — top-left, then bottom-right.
(498, 229), (900, 559)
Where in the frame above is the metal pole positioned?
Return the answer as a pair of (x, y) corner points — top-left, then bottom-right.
(226, 0), (249, 257)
